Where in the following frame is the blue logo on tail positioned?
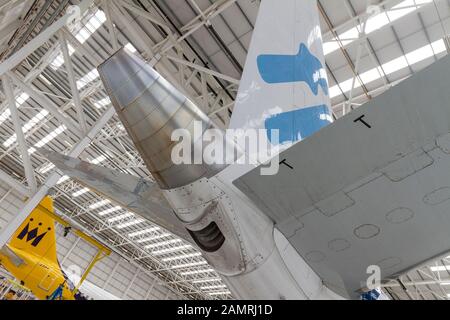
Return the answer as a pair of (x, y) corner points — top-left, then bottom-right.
(265, 105), (332, 145)
(257, 43), (328, 96)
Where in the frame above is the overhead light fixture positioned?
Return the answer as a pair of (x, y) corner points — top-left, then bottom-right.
(38, 163), (55, 174)
(180, 268), (214, 276)
(39, 74), (52, 85)
(93, 97), (111, 109)
(208, 291), (231, 296)
(430, 266), (450, 272)
(90, 155), (106, 164)
(89, 199), (110, 209)
(72, 188), (90, 197)
(125, 43), (137, 53)
(77, 68), (100, 90)
(57, 175), (70, 185)
(200, 284), (227, 290)
(136, 233), (171, 243)
(16, 93), (30, 106)
(3, 110), (49, 147)
(97, 206), (121, 216)
(34, 125), (67, 148)
(108, 212), (134, 223)
(162, 252), (202, 262)
(151, 245), (192, 256)
(116, 218), (144, 229)
(329, 39), (447, 99)
(50, 44), (75, 70)
(0, 93), (30, 126)
(191, 278), (221, 284)
(323, 0), (433, 56)
(128, 227), (161, 238)
(144, 239), (182, 249)
(171, 261), (208, 270)
(74, 9), (107, 44)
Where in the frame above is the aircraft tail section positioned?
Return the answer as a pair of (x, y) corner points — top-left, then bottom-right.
(9, 196), (58, 264)
(230, 0), (332, 146)
(0, 196), (77, 300)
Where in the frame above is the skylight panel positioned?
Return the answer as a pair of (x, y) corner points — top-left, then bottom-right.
(151, 245), (192, 255)
(323, 0), (433, 56)
(16, 93), (30, 106)
(208, 291), (231, 296)
(336, 78), (357, 94)
(116, 218), (144, 229)
(89, 199), (110, 209)
(90, 155), (106, 164)
(192, 278), (221, 284)
(50, 44), (75, 70)
(94, 97), (111, 109)
(431, 39), (447, 54)
(386, 3), (416, 21)
(125, 43), (137, 53)
(365, 12), (390, 34)
(72, 188), (90, 197)
(34, 125), (67, 148)
(359, 67), (384, 84)
(136, 233), (170, 243)
(382, 55), (409, 74)
(3, 110), (49, 147)
(328, 85), (342, 99)
(329, 39), (447, 99)
(76, 68), (100, 90)
(0, 110), (11, 125)
(57, 175), (70, 184)
(97, 206), (121, 216)
(144, 239), (182, 249)
(180, 268), (214, 276)
(38, 163), (55, 174)
(430, 265), (450, 272)
(108, 212), (134, 223)
(74, 9), (106, 44)
(39, 74), (52, 85)
(128, 227), (161, 237)
(406, 44), (434, 65)
(0, 92), (31, 126)
(200, 284), (227, 290)
(171, 261), (208, 270)
(162, 252), (202, 262)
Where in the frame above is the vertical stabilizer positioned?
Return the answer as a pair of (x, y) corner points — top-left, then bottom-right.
(230, 0), (332, 146)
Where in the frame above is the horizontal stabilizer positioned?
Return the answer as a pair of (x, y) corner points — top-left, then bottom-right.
(234, 53), (450, 298)
(40, 150), (192, 243)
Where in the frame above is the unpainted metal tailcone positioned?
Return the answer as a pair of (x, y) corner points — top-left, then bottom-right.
(98, 48), (227, 190)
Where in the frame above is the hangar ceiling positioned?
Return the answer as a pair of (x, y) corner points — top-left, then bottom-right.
(0, 0), (449, 299)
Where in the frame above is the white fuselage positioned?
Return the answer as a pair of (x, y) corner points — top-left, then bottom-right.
(162, 163), (343, 300)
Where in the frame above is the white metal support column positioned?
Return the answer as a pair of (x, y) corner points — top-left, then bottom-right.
(0, 107), (116, 248)
(59, 31), (88, 134)
(0, 0), (94, 77)
(2, 75), (37, 193)
(102, 0), (119, 52)
(7, 71), (82, 136)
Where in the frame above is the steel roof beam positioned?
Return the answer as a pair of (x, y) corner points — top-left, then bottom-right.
(2, 74), (37, 192)
(0, 0), (94, 77)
